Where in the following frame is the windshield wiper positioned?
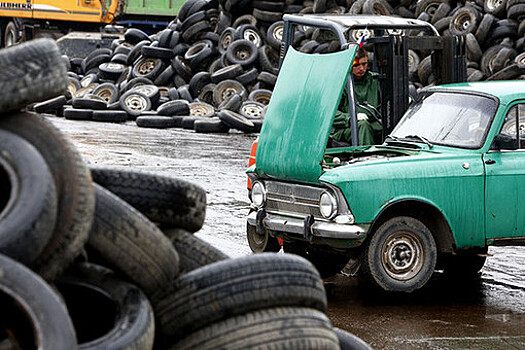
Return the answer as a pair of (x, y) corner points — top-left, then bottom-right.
(403, 135), (433, 148)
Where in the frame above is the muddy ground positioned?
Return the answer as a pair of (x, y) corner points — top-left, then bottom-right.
(51, 116), (525, 350)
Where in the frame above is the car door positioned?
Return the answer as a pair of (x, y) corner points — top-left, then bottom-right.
(484, 102), (525, 242)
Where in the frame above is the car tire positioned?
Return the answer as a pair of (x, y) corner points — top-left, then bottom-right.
(0, 38), (67, 113)
(171, 307), (339, 350)
(193, 117), (230, 132)
(360, 216), (437, 293)
(90, 167), (207, 232)
(153, 253), (327, 339)
(56, 263), (155, 350)
(0, 112), (95, 279)
(0, 129), (57, 265)
(247, 221), (281, 253)
(0, 254), (76, 349)
(87, 184), (180, 296)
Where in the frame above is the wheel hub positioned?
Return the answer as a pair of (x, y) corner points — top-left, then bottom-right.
(125, 95), (147, 111)
(382, 232), (423, 281)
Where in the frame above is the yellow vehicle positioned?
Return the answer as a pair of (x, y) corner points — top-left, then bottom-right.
(0, 0), (183, 47)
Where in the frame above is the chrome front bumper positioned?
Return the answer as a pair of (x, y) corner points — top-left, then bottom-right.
(247, 210), (367, 240)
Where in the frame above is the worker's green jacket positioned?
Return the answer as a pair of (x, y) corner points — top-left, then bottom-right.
(331, 71), (381, 145)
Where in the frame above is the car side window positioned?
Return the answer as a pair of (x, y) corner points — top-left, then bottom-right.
(500, 104), (525, 148)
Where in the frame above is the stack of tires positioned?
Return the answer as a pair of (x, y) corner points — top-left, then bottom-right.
(1, 39), (369, 349)
(346, 0), (525, 84)
(34, 0), (525, 134)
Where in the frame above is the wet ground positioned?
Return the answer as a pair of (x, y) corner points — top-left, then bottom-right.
(50, 116), (525, 349)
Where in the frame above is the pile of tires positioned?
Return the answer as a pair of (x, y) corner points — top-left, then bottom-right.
(36, 0), (525, 134)
(1, 38), (370, 350)
(347, 0), (525, 84)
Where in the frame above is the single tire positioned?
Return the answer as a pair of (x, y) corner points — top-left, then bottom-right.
(172, 56), (193, 82)
(360, 216), (437, 293)
(0, 112), (95, 279)
(92, 83), (120, 104)
(257, 71), (278, 86)
(474, 14), (495, 45)
(33, 95), (68, 114)
(484, 0), (507, 17)
(217, 92), (243, 111)
(124, 28), (151, 45)
(210, 64), (244, 83)
(213, 79), (247, 105)
(234, 24), (263, 47)
(132, 57), (165, 80)
(129, 84), (160, 106)
(87, 184), (180, 296)
(153, 253), (327, 339)
(217, 109), (254, 132)
(92, 110), (128, 123)
(0, 254), (77, 349)
(193, 117), (230, 133)
(258, 45), (280, 75)
(247, 221), (280, 253)
(0, 38), (67, 113)
(189, 101), (215, 117)
(90, 167), (207, 232)
(226, 39), (259, 66)
(334, 327), (373, 350)
(163, 228), (229, 273)
(189, 71), (211, 97)
(449, 7), (480, 36)
(157, 99), (190, 116)
(64, 108), (93, 120)
(72, 95), (108, 110)
(466, 33), (483, 62)
(98, 62), (127, 81)
(142, 45), (175, 60)
(248, 88), (272, 105)
(239, 100), (265, 119)
(119, 90), (152, 117)
(55, 263), (155, 350)
(0, 129), (57, 265)
(171, 307), (339, 350)
(136, 115), (177, 128)
(4, 21), (20, 47)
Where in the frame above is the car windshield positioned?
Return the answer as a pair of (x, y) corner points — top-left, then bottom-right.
(390, 91), (498, 148)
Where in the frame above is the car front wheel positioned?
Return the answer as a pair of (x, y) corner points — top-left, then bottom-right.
(360, 216), (437, 293)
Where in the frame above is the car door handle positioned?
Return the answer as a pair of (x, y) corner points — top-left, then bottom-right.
(485, 159), (496, 165)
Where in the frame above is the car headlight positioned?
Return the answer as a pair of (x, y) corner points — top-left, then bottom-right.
(251, 181), (266, 208)
(319, 191), (337, 219)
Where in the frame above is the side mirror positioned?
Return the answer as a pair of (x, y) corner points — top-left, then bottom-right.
(491, 133), (518, 150)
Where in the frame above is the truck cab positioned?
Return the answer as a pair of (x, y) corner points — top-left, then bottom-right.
(246, 15), (525, 293)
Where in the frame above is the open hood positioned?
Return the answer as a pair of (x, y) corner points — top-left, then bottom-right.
(255, 46), (357, 183)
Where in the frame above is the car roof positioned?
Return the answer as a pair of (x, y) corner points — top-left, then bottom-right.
(427, 80), (525, 105)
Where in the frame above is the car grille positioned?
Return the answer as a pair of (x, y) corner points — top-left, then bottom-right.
(264, 181), (325, 218)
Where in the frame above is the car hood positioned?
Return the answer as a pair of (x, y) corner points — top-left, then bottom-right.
(255, 45), (357, 184)
(320, 145), (483, 184)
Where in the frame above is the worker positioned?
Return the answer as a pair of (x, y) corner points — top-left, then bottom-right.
(330, 48), (381, 146)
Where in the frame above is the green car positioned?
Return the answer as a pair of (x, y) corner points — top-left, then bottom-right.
(246, 44), (525, 293)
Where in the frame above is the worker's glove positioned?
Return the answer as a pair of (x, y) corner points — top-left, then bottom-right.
(357, 113), (368, 121)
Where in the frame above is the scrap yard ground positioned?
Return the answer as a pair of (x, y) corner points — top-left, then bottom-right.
(52, 116), (525, 350)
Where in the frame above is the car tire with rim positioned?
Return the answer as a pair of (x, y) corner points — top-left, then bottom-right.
(119, 91), (152, 117)
(360, 216), (437, 293)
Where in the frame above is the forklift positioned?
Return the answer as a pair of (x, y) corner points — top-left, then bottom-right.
(279, 14), (467, 145)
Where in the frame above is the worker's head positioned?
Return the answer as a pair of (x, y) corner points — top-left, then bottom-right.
(352, 48), (368, 80)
